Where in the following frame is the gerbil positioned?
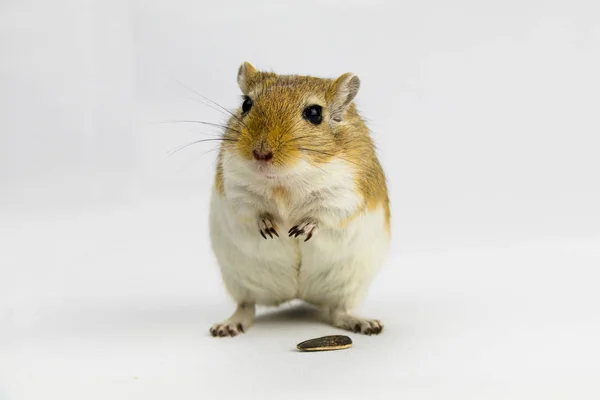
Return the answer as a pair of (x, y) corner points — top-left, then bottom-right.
(209, 62), (390, 337)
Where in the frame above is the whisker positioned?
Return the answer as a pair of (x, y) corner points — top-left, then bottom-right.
(297, 147), (377, 171)
(157, 120), (242, 135)
(175, 80), (250, 130)
(301, 157), (328, 175)
(280, 135), (319, 147)
(197, 147), (222, 157)
(167, 138), (237, 157)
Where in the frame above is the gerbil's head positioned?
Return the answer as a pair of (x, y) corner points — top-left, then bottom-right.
(223, 62), (364, 180)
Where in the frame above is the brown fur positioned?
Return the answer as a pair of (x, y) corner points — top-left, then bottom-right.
(216, 63), (390, 234)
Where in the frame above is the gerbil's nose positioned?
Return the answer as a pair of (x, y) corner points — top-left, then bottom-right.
(253, 149), (273, 162)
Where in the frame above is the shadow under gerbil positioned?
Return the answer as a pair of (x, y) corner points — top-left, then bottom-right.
(253, 302), (330, 329)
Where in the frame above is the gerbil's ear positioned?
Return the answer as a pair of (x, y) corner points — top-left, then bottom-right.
(330, 72), (360, 121)
(237, 62), (258, 95)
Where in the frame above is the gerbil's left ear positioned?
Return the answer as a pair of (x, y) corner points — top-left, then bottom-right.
(330, 72), (360, 121)
(237, 62), (258, 95)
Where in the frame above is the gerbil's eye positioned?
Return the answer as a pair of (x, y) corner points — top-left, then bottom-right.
(302, 105), (322, 125)
(242, 96), (253, 114)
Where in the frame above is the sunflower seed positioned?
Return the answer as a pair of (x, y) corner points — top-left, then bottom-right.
(296, 335), (352, 352)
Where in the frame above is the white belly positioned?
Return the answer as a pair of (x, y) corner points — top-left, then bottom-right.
(209, 190), (389, 309)
(209, 190), (300, 305)
(297, 207), (389, 309)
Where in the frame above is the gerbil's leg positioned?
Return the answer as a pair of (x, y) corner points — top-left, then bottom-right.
(328, 308), (383, 336)
(210, 303), (256, 338)
(258, 213), (279, 239)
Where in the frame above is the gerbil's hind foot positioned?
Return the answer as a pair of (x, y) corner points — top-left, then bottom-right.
(258, 214), (279, 239)
(210, 303), (255, 338)
(289, 219), (317, 242)
(330, 309), (383, 336)
(210, 321), (245, 337)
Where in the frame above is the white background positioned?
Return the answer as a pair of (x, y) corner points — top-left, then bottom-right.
(1, 0), (599, 398)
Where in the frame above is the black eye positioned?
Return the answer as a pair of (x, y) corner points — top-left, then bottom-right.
(242, 96), (253, 114)
(302, 105), (322, 125)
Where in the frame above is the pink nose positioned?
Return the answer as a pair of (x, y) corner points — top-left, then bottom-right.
(253, 150), (273, 161)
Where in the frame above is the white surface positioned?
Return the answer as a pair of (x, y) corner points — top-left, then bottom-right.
(2, 0), (600, 399)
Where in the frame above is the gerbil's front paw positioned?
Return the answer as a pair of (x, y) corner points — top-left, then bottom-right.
(258, 214), (279, 239)
(288, 219), (318, 242)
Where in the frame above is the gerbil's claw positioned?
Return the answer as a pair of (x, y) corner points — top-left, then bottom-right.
(259, 215), (279, 239)
(289, 220), (317, 241)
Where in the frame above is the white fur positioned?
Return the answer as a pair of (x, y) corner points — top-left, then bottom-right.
(209, 150), (389, 313)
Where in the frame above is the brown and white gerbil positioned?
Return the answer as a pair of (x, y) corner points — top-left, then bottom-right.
(209, 62), (390, 337)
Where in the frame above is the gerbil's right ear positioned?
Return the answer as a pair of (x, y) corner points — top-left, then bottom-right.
(237, 62), (258, 95)
(329, 72), (361, 122)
